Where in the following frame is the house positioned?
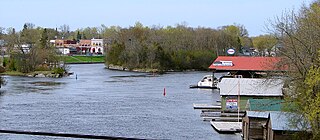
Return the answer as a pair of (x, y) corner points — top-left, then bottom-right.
(243, 111), (270, 140)
(51, 39), (70, 55)
(91, 39), (104, 54)
(240, 46), (259, 56)
(265, 111), (310, 140)
(219, 78), (284, 112)
(79, 39), (91, 54)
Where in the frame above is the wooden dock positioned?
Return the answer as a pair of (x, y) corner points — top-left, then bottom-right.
(203, 116), (242, 122)
(210, 122), (242, 133)
(200, 112), (221, 117)
(193, 104), (221, 110)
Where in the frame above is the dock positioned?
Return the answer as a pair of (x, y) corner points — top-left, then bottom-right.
(189, 85), (217, 89)
(210, 122), (242, 133)
(193, 104), (221, 110)
(193, 102), (244, 133)
(203, 116), (242, 122)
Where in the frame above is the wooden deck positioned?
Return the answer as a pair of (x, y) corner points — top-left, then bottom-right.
(210, 122), (242, 133)
(203, 116), (242, 122)
(200, 112), (221, 117)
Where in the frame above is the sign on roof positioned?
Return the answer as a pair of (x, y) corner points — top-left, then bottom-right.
(227, 48), (235, 55)
(213, 61), (233, 66)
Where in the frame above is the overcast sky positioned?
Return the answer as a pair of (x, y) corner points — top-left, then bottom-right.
(0, 0), (313, 36)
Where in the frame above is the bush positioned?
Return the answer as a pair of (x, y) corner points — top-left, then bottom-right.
(53, 67), (65, 76)
(0, 66), (5, 73)
(35, 65), (50, 71)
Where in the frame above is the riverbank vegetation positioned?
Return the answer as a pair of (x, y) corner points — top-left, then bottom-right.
(0, 24), (68, 77)
(105, 23), (251, 71)
(270, 1), (320, 139)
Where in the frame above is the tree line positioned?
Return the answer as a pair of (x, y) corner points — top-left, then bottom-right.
(103, 22), (254, 71)
(1, 22), (273, 72)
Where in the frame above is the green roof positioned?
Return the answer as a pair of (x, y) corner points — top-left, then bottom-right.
(246, 99), (283, 111)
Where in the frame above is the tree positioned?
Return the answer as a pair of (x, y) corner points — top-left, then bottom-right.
(0, 27), (5, 39)
(59, 24), (70, 39)
(39, 28), (48, 48)
(76, 30), (81, 42)
(270, 1), (320, 139)
(220, 24), (251, 53)
(252, 34), (277, 56)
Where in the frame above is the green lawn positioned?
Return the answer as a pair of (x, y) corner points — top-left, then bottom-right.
(63, 55), (105, 63)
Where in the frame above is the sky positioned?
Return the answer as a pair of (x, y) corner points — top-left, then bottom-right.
(0, 0), (314, 36)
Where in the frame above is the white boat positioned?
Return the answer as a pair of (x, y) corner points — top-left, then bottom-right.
(190, 75), (218, 89)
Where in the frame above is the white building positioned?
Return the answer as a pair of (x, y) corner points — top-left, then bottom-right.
(90, 39), (104, 54)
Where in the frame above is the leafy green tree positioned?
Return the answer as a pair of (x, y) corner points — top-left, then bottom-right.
(252, 34), (277, 56)
(39, 28), (48, 48)
(76, 31), (81, 42)
(270, 1), (320, 139)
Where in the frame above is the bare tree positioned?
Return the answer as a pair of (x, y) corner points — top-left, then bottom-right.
(270, 1), (320, 139)
(59, 24), (70, 39)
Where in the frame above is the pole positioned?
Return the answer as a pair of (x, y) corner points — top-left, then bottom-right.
(237, 78), (240, 123)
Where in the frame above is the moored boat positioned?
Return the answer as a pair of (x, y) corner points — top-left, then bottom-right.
(190, 75), (218, 89)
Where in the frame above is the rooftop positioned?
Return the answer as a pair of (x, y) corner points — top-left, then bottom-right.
(209, 56), (286, 71)
(269, 111), (308, 131)
(219, 78), (283, 96)
(246, 99), (283, 111)
(246, 111), (270, 118)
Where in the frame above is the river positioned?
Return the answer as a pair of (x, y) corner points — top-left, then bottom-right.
(0, 64), (240, 140)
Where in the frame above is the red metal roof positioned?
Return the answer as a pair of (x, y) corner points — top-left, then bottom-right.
(209, 56), (285, 71)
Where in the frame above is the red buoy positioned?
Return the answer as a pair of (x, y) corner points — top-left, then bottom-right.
(163, 88), (166, 96)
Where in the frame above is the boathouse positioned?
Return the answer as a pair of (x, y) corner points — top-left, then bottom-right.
(219, 78), (283, 112)
(265, 111), (310, 140)
(242, 111), (269, 140)
(242, 99), (285, 140)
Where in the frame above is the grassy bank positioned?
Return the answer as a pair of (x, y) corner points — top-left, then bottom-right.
(62, 55), (105, 63)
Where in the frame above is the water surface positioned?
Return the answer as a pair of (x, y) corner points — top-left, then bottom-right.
(0, 64), (240, 140)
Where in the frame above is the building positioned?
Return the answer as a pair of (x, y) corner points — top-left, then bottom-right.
(243, 111), (270, 140)
(242, 111), (310, 140)
(91, 39), (104, 54)
(51, 39), (104, 55)
(79, 39), (91, 54)
(52, 39), (69, 55)
(246, 99), (284, 111)
(219, 78), (284, 112)
(209, 56), (286, 78)
(265, 111), (310, 140)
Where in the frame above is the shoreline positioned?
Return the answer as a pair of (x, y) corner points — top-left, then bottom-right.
(106, 64), (208, 74)
(0, 71), (72, 78)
